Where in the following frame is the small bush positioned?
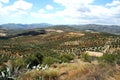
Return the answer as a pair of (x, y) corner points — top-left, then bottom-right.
(25, 52), (43, 68)
(100, 54), (116, 65)
(0, 64), (7, 71)
(0, 54), (10, 63)
(60, 54), (75, 62)
(13, 57), (26, 68)
(99, 53), (120, 65)
(81, 53), (94, 62)
(42, 57), (59, 66)
(116, 53), (120, 65)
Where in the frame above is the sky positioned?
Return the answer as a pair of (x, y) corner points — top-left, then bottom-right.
(0, 0), (120, 25)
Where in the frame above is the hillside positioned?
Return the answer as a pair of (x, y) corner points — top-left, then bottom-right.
(0, 28), (120, 80)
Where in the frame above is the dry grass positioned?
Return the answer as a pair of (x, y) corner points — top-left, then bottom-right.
(18, 70), (41, 80)
(57, 60), (93, 80)
(41, 68), (60, 80)
(114, 72), (120, 80)
(18, 60), (92, 80)
(105, 71), (120, 80)
(18, 68), (60, 80)
(18, 59), (120, 80)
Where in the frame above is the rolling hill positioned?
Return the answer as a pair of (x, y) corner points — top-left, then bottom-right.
(0, 23), (120, 35)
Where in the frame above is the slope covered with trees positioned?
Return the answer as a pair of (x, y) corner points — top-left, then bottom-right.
(0, 28), (120, 80)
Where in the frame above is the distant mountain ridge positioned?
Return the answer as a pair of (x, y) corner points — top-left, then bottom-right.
(0, 23), (120, 35)
(71, 24), (120, 35)
(0, 23), (52, 30)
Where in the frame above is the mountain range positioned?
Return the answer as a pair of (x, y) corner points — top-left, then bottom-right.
(0, 23), (120, 35)
(0, 23), (52, 30)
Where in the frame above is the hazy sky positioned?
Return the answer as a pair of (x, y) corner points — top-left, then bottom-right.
(0, 0), (120, 25)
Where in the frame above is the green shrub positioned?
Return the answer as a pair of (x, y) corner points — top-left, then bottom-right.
(60, 54), (75, 62)
(13, 57), (26, 68)
(42, 57), (59, 65)
(0, 54), (10, 63)
(102, 54), (116, 64)
(81, 53), (98, 62)
(25, 52), (43, 67)
(0, 64), (7, 72)
(99, 53), (120, 65)
(116, 53), (120, 65)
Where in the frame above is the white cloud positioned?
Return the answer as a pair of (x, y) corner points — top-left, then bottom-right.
(0, 0), (9, 3)
(106, 0), (120, 6)
(1, 0), (120, 25)
(31, 11), (53, 20)
(39, 9), (45, 13)
(45, 5), (54, 10)
(54, 0), (93, 9)
(0, 2), (2, 7)
(4, 0), (32, 12)
(29, 0), (120, 25)
(0, 0), (32, 17)
(51, 0), (120, 25)
(53, 0), (111, 24)
(54, 0), (93, 5)
(0, 0), (33, 24)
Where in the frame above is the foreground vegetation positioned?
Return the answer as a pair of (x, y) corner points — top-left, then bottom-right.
(0, 29), (120, 80)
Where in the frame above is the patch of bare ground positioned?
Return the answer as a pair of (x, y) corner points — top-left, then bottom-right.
(67, 32), (85, 37)
(0, 33), (6, 36)
(85, 51), (103, 57)
(46, 29), (64, 33)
